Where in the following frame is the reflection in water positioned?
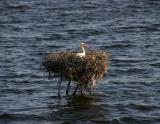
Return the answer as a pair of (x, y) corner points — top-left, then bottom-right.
(49, 95), (105, 123)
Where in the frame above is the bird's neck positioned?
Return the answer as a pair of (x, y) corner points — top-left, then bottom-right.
(82, 46), (85, 54)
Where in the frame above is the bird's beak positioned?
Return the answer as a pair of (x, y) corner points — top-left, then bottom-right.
(83, 44), (89, 48)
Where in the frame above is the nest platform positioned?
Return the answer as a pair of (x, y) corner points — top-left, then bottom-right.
(43, 50), (111, 96)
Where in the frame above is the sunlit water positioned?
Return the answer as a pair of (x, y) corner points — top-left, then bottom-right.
(0, 0), (160, 124)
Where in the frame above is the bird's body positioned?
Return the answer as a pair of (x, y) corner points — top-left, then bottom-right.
(76, 43), (88, 57)
(76, 46), (86, 57)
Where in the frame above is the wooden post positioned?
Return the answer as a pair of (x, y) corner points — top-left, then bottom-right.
(58, 75), (62, 98)
(66, 80), (71, 95)
(80, 84), (84, 95)
(73, 84), (79, 96)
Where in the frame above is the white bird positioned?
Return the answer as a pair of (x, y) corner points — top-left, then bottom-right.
(76, 43), (89, 57)
(76, 42), (96, 89)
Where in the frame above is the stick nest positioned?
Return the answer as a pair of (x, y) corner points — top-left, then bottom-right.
(43, 51), (110, 86)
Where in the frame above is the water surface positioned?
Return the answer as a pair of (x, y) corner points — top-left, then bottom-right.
(0, 0), (160, 123)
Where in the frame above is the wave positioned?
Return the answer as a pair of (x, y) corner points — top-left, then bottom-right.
(0, 113), (46, 121)
(0, 113), (159, 124)
(6, 5), (30, 10)
(100, 44), (135, 49)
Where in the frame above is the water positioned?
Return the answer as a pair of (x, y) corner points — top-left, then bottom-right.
(0, 0), (160, 123)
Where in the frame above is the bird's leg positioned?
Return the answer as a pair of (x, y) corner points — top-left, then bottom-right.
(66, 80), (71, 95)
(58, 76), (62, 98)
(73, 84), (78, 96)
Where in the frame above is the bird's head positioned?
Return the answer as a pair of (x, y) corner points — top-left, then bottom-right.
(80, 42), (89, 48)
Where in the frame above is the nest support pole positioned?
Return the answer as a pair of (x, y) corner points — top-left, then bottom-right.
(80, 84), (84, 95)
(66, 80), (71, 95)
(73, 84), (79, 96)
(58, 75), (62, 98)
(72, 83), (85, 96)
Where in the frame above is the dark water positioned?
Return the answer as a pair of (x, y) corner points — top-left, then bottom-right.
(0, 0), (160, 123)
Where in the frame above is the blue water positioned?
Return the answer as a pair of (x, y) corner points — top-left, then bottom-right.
(0, 0), (160, 124)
